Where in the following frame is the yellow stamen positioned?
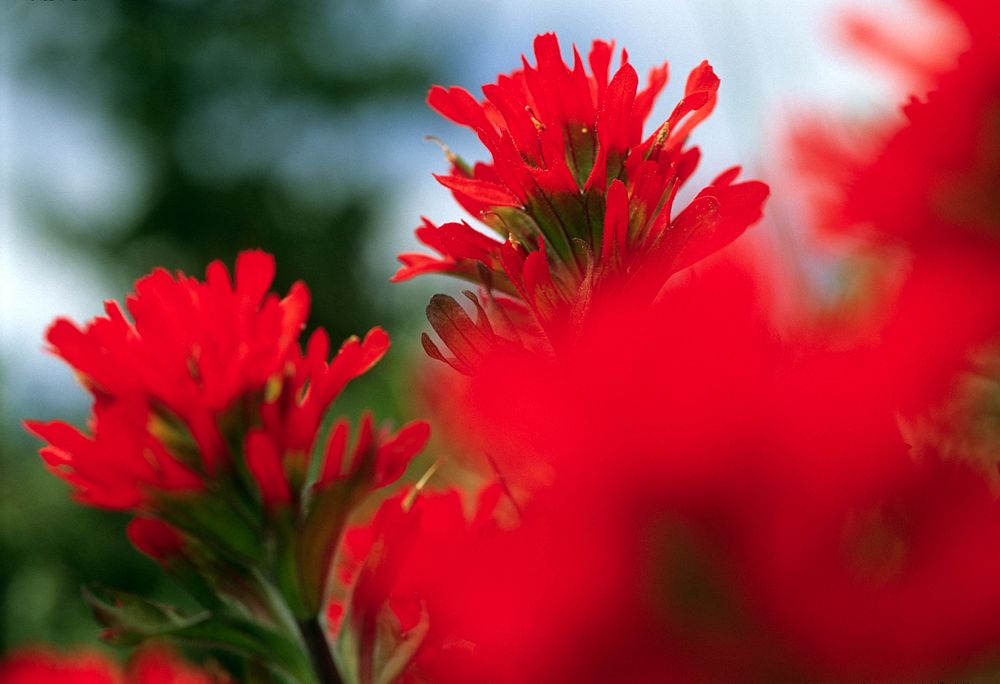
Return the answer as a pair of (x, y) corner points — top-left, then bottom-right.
(525, 106), (546, 132)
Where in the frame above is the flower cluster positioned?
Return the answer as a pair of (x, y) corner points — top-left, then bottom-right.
(395, 34), (768, 367)
(24, 251), (428, 683)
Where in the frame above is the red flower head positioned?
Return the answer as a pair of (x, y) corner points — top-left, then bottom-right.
(25, 250), (311, 509)
(25, 250), (429, 617)
(394, 34), (768, 368)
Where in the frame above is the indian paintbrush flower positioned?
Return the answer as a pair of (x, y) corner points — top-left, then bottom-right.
(394, 34), (769, 369)
(25, 250), (430, 684)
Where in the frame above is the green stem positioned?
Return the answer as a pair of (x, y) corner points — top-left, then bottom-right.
(300, 616), (343, 684)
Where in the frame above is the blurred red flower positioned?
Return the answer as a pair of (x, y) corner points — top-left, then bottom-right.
(0, 647), (227, 684)
(799, 0), (1000, 256)
(418, 251), (1000, 682)
(326, 485), (512, 684)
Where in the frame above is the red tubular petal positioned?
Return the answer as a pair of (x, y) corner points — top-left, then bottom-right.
(668, 62), (720, 146)
(434, 174), (521, 208)
(586, 63), (638, 191)
(317, 419), (350, 488)
(279, 282), (311, 346)
(601, 179), (631, 266)
(631, 63), (669, 141)
(438, 221), (505, 262)
(483, 82), (543, 162)
(127, 517), (185, 565)
(234, 250), (276, 304)
(245, 429), (292, 509)
(427, 85), (495, 137)
(392, 254), (459, 282)
(673, 181), (770, 272)
(712, 165), (743, 187)
(203, 260), (232, 294)
(588, 40), (615, 97)
(306, 328), (331, 372)
(357, 327), (390, 375)
(389, 596), (424, 634)
(599, 63), (639, 153)
(374, 420), (431, 489)
(351, 412), (376, 479)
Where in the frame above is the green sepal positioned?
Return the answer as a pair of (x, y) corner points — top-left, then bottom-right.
(373, 604), (429, 684)
(484, 206), (540, 247)
(275, 509), (309, 619)
(333, 597), (429, 684)
(84, 585), (317, 684)
(158, 490), (265, 565)
(296, 482), (357, 617)
(564, 121), (598, 189)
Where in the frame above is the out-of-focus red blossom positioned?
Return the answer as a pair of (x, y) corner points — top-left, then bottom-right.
(793, 0), (1000, 470)
(0, 649), (119, 684)
(798, 0), (1000, 255)
(395, 34), (768, 367)
(414, 252), (1000, 683)
(126, 518), (186, 567)
(328, 486), (511, 684)
(0, 647), (227, 684)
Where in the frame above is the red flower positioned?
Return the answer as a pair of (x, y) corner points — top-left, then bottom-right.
(424, 253), (1000, 682)
(25, 250), (430, 617)
(793, 0), (1000, 472)
(328, 485), (511, 684)
(0, 649), (120, 684)
(395, 34), (768, 366)
(0, 647), (228, 684)
(798, 0), (1000, 256)
(25, 250), (308, 508)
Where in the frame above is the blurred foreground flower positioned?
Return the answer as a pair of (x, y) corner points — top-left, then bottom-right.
(418, 253), (1000, 682)
(795, 0), (1000, 472)
(25, 251), (429, 683)
(395, 33), (768, 368)
(0, 646), (227, 684)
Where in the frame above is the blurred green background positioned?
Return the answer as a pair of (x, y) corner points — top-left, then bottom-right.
(0, 0), (901, 662)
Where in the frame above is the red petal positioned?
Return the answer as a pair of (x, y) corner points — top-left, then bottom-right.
(374, 420), (431, 489)
(245, 429), (292, 509)
(127, 517), (185, 565)
(601, 179), (631, 266)
(434, 174), (521, 208)
(234, 249), (276, 304)
(317, 419), (350, 488)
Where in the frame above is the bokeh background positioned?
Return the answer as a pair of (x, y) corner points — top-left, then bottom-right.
(0, 0), (920, 657)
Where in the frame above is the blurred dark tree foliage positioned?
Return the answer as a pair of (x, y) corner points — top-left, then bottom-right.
(2, 0), (437, 656)
(16, 0), (435, 341)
